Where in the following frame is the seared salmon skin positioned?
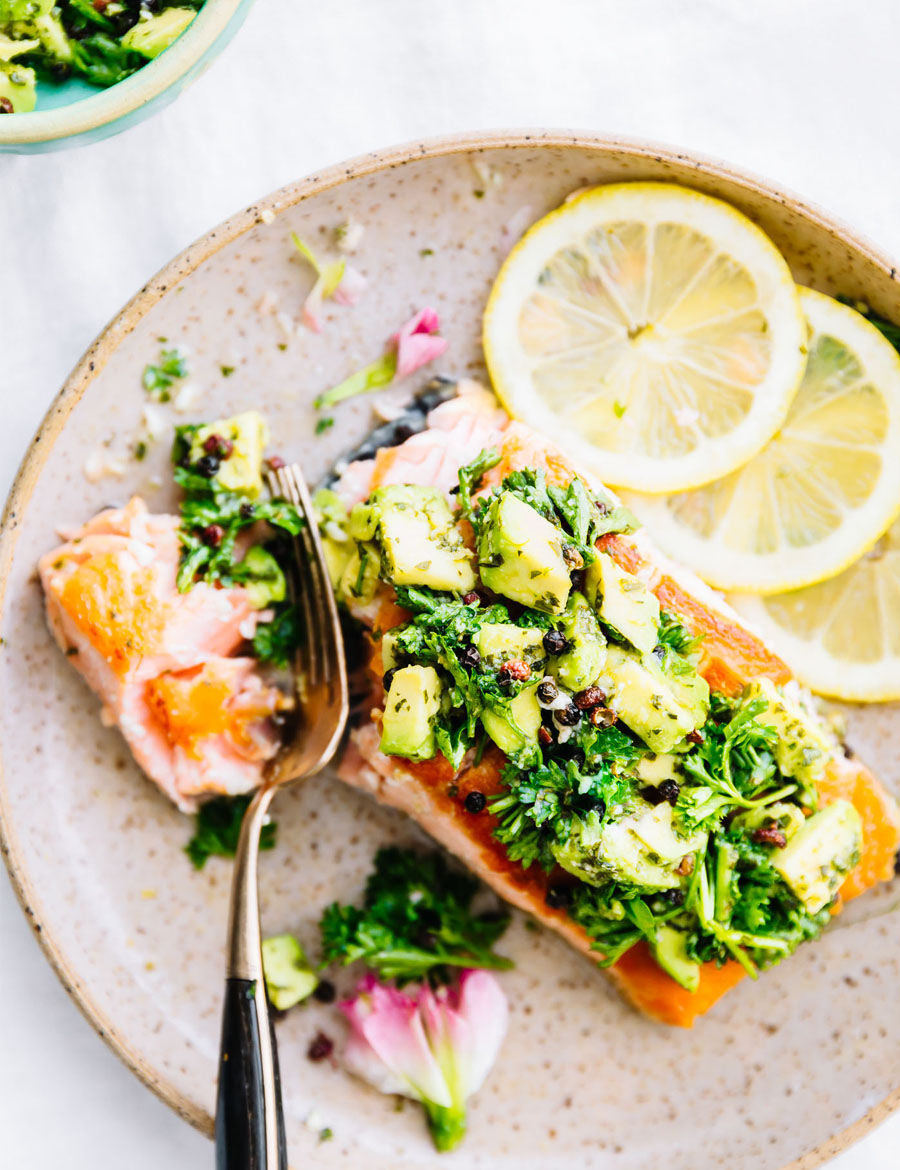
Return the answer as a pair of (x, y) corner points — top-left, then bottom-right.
(332, 384), (900, 1027)
(40, 497), (283, 812)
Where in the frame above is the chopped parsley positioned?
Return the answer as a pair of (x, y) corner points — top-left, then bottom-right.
(172, 425), (302, 593)
(656, 610), (702, 657)
(142, 346), (188, 402)
(460, 459), (638, 565)
(456, 447), (501, 523)
(186, 796), (277, 870)
(491, 727), (636, 871)
(252, 606), (301, 668)
(319, 846), (512, 983)
(676, 692), (803, 835)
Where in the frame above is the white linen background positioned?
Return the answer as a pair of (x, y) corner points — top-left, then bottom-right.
(2, 0), (900, 1164)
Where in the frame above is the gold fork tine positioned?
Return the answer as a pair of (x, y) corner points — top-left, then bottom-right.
(267, 466), (323, 686)
(269, 464), (344, 696)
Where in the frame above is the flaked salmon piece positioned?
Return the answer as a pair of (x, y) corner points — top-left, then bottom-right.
(40, 497), (283, 813)
(334, 382), (508, 508)
(335, 393), (900, 1026)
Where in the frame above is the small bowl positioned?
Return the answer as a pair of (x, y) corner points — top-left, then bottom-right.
(0, 0), (254, 153)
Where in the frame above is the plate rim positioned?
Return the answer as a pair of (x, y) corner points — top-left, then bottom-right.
(2, 126), (898, 1166)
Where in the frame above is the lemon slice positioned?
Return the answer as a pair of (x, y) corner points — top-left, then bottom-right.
(623, 288), (900, 593)
(483, 182), (806, 492)
(730, 517), (900, 700)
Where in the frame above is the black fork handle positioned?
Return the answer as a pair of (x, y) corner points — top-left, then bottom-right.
(215, 978), (287, 1170)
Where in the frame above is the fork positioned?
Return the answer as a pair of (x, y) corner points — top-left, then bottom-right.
(215, 463), (349, 1170)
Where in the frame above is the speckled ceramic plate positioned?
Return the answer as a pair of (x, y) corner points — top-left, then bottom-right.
(3, 131), (900, 1170)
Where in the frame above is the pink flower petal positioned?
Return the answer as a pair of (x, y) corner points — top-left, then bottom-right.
(343, 1028), (410, 1097)
(418, 983), (467, 1103)
(339, 970), (506, 1134)
(340, 977), (451, 1108)
(332, 265), (367, 307)
(455, 970), (508, 1094)
(419, 971), (508, 1104)
(301, 289), (324, 333)
(394, 333), (448, 380)
(390, 307), (448, 380)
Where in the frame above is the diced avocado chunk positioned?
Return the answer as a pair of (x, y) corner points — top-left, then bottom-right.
(381, 665), (442, 761)
(261, 934), (318, 1011)
(338, 540), (380, 605)
(190, 411), (269, 497)
(474, 623), (546, 670)
(552, 592), (606, 691)
(121, 7), (197, 58)
(381, 629), (401, 673)
(32, 12), (72, 61)
(744, 678), (833, 786)
(773, 799), (862, 913)
(351, 485), (475, 593)
(3, 0), (54, 16)
(481, 686), (542, 759)
(313, 488), (353, 588)
(590, 552), (660, 654)
(599, 645), (709, 753)
(0, 61), (35, 112)
(239, 547), (286, 610)
(321, 535), (352, 590)
(477, 491), (571, 614)
(552, 808), (606, 883)
(553, 800), (706, 891)
(652, 926), (700, 993)
(0, 32), (39, 60)
(733, 800), (806, 840)
(635, 753), (680, 785)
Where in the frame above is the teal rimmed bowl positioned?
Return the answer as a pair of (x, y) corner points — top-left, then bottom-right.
(0, 0), (254, 153)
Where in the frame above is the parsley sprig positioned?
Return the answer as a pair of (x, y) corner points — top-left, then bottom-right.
(319, 847), (512, 983)
(676, 693), (801, 835)
(456, 447), (501, 522)
(490, 727), (637, 871)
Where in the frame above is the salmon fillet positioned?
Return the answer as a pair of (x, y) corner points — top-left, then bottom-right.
(40, 497), (283, 812)
(335, 386), (900, 1027)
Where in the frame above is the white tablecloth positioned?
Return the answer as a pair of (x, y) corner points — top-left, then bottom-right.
(3, 0), (900, 1164)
